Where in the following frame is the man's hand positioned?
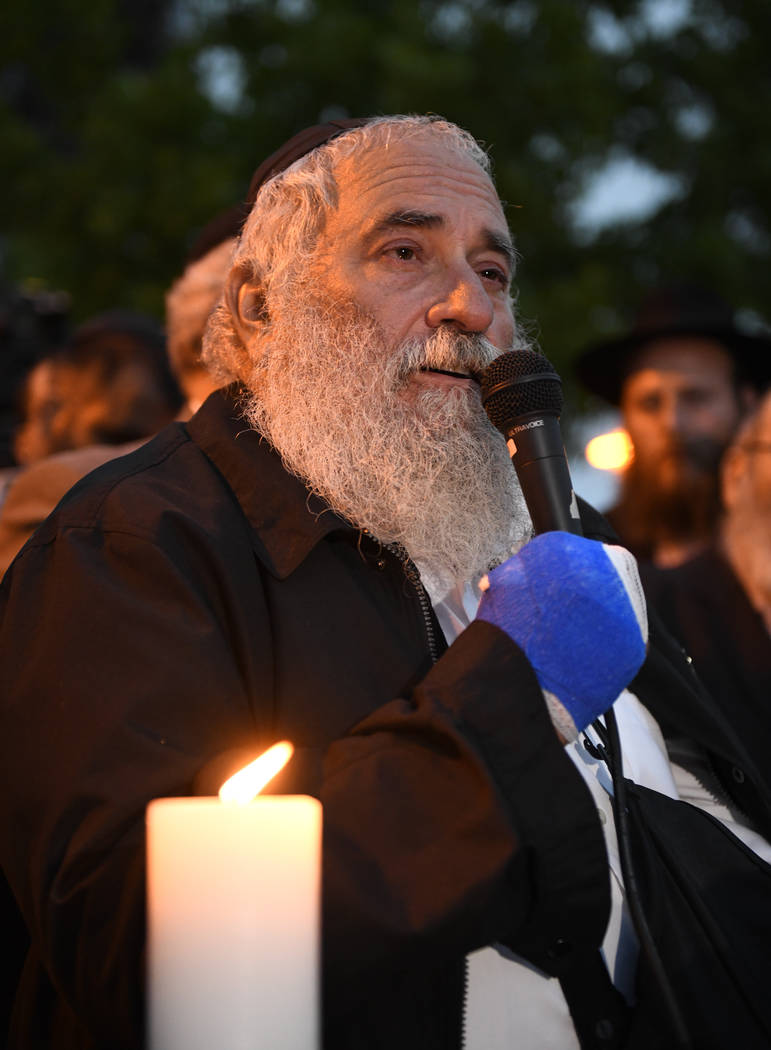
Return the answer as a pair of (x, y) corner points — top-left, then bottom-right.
(477, 532), (648, 740)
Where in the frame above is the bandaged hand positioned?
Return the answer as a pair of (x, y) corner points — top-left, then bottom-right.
(476, 532), (648, 741)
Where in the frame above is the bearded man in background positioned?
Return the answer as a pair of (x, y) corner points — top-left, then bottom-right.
(574, 283), (770, 567)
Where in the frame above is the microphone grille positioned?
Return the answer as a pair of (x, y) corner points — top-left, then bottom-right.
(481, 350), (564, 435)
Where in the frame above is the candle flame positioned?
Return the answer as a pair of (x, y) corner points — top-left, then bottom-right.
(585, 429), (634, 472)
(218, 741), (294, 804)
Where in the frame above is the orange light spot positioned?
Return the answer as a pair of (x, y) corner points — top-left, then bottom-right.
(585, 429), (634, 472)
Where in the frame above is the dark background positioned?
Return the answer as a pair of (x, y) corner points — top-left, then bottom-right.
(2, 0), (770, 406)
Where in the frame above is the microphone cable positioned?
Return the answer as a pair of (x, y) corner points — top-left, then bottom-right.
(592, 710), (693, 1049)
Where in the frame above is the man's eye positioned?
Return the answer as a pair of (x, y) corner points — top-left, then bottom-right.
(479, 267), (508, 286)
(392, 246), (416, 261)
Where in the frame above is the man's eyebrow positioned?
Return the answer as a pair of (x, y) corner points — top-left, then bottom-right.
(366, 209), (516, 269)
(367, 209), (444, 236)
(484, 230), (516, 271)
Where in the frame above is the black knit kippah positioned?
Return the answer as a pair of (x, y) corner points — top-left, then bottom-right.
(246, 118), (371, 204)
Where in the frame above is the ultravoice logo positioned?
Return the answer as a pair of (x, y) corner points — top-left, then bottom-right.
(510, 419), (545, 436)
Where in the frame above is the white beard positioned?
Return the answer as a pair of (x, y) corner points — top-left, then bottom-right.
(242, 290), (532, 597)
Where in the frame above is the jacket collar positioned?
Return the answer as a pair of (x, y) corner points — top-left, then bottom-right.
(185, 385), (351, 579)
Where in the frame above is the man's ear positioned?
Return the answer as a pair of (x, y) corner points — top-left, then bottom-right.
(224, 263), (267, 347)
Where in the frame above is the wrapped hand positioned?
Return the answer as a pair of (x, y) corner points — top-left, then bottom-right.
(477, 532), (648, 739)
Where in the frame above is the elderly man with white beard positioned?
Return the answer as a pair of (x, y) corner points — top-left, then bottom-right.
(2, 116), (771, 1050)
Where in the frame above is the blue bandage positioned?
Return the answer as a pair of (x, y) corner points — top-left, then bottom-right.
(477, 532), (647, 736)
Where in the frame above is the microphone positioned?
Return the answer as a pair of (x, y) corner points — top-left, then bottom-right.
(480, 349), (582, 536)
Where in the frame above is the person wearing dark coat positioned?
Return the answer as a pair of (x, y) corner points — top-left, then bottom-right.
(3, 116), (771, 1050)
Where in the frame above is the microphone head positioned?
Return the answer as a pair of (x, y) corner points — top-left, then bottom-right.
(480, 349), (564, 436)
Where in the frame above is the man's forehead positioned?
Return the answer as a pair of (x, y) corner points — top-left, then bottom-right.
(329, 134), (508, 237)
(627, 338), (735, 382)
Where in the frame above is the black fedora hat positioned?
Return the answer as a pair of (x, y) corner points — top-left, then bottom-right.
(574, 282), (771, 405)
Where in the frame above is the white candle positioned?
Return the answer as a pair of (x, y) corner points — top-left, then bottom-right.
(146, 744), (321, 1050)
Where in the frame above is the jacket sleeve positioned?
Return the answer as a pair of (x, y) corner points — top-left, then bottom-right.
(0, 519), (609, 1047)
(322, 620), (610, 1005)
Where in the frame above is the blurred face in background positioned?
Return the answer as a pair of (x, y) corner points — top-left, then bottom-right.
(620, 338), (747, 493)
(614, 337), (756, 565)
(722, 393), (771, 534)
(13, 358), (59, 465)
(720, 391), (771, 623)
(14, 351), (178, 466)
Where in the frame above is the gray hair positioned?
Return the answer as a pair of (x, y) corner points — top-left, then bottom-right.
(165, 237), (237, 380)
(202, 115), (494, 383)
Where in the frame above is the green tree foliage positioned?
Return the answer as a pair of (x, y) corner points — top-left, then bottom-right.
(2, 0), (769, 398)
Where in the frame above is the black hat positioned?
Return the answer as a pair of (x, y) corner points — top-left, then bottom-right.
(182, 121), (371, 268)
(574, 283), (771, 405)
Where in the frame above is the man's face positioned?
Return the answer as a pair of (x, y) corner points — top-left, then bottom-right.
(721, 394), (771, 607)
(727, 395), (771, 521)
(749, 398), (771, 513)
(307, 133), (516, 394)
(238, 132), (531, 594)
(620, 338), (743, 490)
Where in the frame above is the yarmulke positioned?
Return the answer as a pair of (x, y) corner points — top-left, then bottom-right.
(246, 118), (370, 204)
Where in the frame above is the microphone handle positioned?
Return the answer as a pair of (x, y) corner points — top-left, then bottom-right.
(506, 413), (583, 536)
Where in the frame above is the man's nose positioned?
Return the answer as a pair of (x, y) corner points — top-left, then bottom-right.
(662, 397), (687, 435)
(425, 267), (494, 334)
(646, 391), (679, 436)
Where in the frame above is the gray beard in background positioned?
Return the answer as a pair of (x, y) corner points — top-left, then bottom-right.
(242, 291), (532, 597)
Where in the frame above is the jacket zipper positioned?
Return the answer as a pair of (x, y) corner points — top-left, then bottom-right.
(385, 542), (439, 664)
(460, 955), (468, 1050)
(386, 541), (467, 1048)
